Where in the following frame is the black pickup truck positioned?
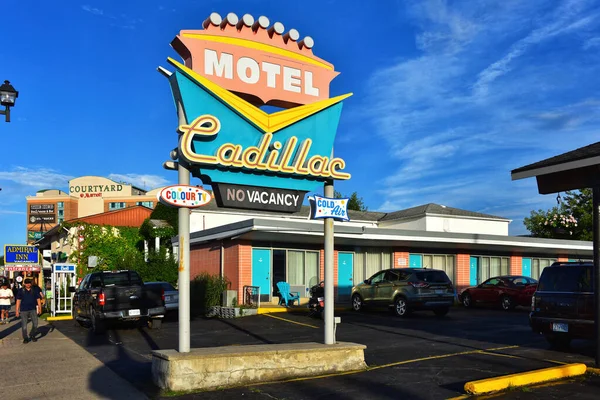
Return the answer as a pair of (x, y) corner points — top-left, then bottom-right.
(72, 270), (166, 334)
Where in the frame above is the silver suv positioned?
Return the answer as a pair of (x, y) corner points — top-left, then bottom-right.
(351, 268), (455, 317)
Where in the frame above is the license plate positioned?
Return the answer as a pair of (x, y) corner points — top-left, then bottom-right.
(552, 323), (568, 333)
(434, 289), (446, 294)
(165, 296), (171, 301)
(129, 309), (140, 316)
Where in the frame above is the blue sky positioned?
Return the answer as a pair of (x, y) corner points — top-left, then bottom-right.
(1, 0), (600, 248)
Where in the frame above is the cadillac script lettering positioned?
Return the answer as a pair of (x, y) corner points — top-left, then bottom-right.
(178, 115), (350, 180)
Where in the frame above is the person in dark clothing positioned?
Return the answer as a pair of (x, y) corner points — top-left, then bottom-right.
(16, 279), (43, 344)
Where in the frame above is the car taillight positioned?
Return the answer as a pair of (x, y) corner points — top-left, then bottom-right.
(98, 292), (106, 306)
(531, 296), (536, 311)
(409, 282), (429, 288)
(161, 288), (165, 303)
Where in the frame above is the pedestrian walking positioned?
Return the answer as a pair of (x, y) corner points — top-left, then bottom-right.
(0, 281), (14, 324)
(15, 279), (43, 344)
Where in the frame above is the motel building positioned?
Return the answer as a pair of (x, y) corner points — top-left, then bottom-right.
(182, 201), (593, 304)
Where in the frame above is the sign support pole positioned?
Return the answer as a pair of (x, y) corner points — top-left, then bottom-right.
(324, 180), (335, 345)
(177, 102), (191, 353)
(593, 186), (600, 367)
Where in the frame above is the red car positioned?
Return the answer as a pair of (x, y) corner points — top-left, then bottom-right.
(459, 276), (538, 311)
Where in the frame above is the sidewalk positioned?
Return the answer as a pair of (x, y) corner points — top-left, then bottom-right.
(0, 315), (148, 400)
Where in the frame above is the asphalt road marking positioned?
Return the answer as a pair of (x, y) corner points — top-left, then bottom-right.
(247, 345), (521, 388)
(263, 313), (319, 329)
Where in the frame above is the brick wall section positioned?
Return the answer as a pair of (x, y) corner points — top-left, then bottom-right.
(237, 241), (252, 301)
(190, 243), (221, 278)
(223, 242), (239, 297)
(456, 254), (471, 291)
(394, 251), (409, 268)
(510, 256), (522, 275)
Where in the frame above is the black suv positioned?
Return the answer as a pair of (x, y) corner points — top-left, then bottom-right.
(530, 262), (594, 347)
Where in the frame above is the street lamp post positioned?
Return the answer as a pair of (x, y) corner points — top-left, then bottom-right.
(0, 80), (19, 123)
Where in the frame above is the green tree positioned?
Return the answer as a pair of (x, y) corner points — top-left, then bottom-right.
(523, 189), (592, 240)
(334, 190), (368, 211)
(0, 256), (4, 266)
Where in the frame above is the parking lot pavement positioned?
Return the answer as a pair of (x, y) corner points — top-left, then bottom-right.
(52, 306), (597, 399)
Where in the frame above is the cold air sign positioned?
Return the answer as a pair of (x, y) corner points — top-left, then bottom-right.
(309, 195), (350, 222)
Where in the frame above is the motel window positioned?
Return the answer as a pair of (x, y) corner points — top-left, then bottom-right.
(478, 256), (510, 283)
(531, 258), (556, 280)
(109, 202), (126, 210)
(136, 201), (154, 208)
(421, 254), (456, 284)
(57, 202), (64, 209)
(58, 209), (64, 217)
(353, 248), (393, 284)
(286, 250), (319, 293)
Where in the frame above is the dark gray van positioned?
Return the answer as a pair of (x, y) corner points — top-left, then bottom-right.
(529, 262), (594, 347)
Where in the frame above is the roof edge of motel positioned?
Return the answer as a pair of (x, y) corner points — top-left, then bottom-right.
(379, 203), (508, 222)
(511, 141), (600, 180)
(193, 201), (506, 223)
(181, 217), (592, 251)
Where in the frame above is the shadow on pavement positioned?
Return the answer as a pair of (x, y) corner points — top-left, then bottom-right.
(88, 328), (160, 399)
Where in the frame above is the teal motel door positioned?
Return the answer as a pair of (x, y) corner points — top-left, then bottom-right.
(252, 248), (271, 303)
(470, 256), (479, 286)
(337, 252), (354, 300)
(522, 258), (532, 277)
(409, 254), (422, 268)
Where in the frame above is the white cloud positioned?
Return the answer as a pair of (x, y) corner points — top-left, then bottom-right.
(81, 5), (104, 16)
(108, 173), (171, 190)
(0, 167), (73, 189)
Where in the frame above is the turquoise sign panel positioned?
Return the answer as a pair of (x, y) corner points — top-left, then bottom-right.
(170, 68), (346, 192)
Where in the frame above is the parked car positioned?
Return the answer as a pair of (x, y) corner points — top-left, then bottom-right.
(530, 262), (593, 348)
(72, 270), (166, 334)
(459, 276), (538, 311)
(351, 268), (455, 317)
(145, 281), (178, 312)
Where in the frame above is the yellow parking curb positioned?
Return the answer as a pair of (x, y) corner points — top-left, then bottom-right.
(464, 363), (587, 395)
(47, 315), (73, 321)
(587, 367), (600, 375)
(258, 306), (350, 314)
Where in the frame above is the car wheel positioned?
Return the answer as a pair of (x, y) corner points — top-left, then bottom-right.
(149, 318), (162, 329)
(352, 294), (363, 312)
(433, 307), (449, 317)
(90, 307), (105, 335)
(501, 295), (514, 311)
(462, 292), (473, 308)
(544, 334), (571, 349)
(394, 297), (409, 317)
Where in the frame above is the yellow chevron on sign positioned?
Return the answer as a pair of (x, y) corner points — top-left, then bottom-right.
(167, 57), (352, 133)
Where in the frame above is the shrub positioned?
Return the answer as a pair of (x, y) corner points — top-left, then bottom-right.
(190, 273), (230, 316)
